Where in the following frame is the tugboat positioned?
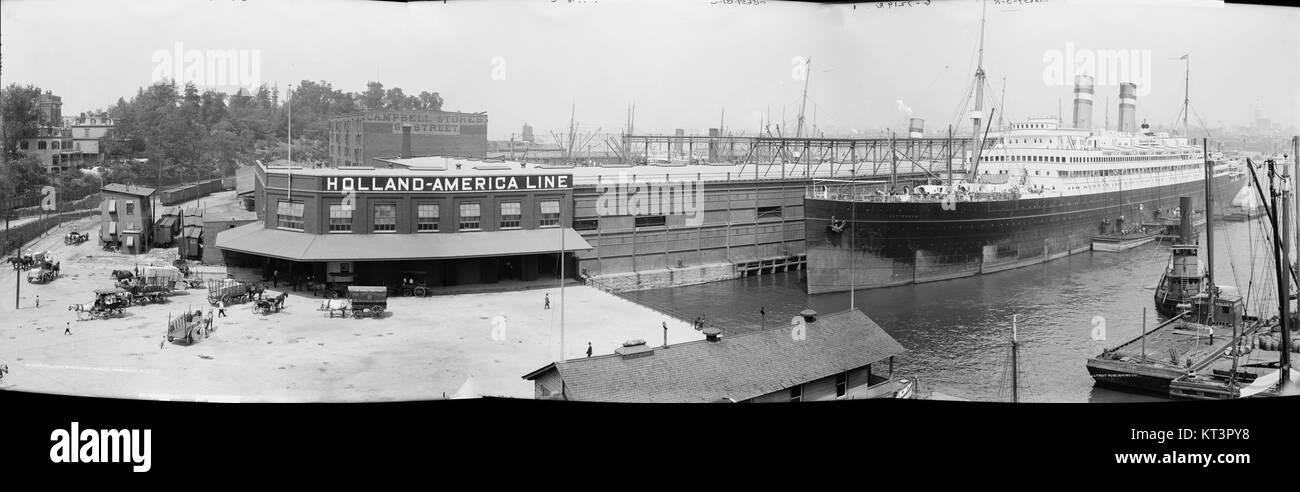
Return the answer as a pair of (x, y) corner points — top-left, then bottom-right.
(1153, 197), (1204, 318)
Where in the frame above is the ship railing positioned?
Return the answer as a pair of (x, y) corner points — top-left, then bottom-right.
(805, 183), (1022, 203)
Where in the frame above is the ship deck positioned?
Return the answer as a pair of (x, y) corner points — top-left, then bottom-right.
(1087, 317), (1265, 390)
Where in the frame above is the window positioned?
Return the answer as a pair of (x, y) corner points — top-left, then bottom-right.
(757, 206), (783, 219)
(539, 200), (561, 227)
(635, 215), (666, 228)
(417, 203), (439, 232)
(52, 141), (60, 150)
(789, 385), (803, 402)
(373, 204), (396, 232)
(459, 202), (481, 231)
(573, 218), (599, 231)
(276, 200), (305, 231)
(38, 140), (47, 150)
(125, 202), (134, 216)
(499, 201), (521, 229)
(19, 140), (28, 149)
(836, 373), (848, 397)
(328, 203), (352, 232)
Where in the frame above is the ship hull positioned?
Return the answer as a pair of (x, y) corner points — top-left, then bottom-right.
(804, 174), (1243, 294)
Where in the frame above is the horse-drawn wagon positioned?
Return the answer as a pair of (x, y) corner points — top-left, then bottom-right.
(254, 291), (288, 315)
(64, 231), (89, 245)
(347, 286), (388, 318)
(26, 259), (59, 283)
(167, 310), (213, 344)
(207, 278), (263, 306)
(69, 288), (132, 320)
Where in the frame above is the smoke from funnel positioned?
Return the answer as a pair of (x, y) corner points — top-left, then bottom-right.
(896, 100), (913, 116)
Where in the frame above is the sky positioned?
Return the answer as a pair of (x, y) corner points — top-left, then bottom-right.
(2, 0), (1297, 140)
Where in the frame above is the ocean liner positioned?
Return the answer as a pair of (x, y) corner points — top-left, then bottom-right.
(802, 5), (1244, 294)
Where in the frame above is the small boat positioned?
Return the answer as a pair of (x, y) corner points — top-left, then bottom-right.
(1091, 228), (1160, 252)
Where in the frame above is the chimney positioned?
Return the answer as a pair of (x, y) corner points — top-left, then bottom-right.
(800, 309), (817, 323)
(401, 124), (413, 159)
(1072, 75), (1094, 130)
(703, 327), (722, 342)
(614, 339), (654, 359)
(908, 118), (924, 138)
(1118, 83), (1137, 133)
(1179, 196), (1193, 244)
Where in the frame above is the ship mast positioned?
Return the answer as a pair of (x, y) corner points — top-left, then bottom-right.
(1182, 54), (1190, 138)
(796, 57), (811, 139)
(968, 0), (989, 178)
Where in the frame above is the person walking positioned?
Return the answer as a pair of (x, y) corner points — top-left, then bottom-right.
(586, 342), (593, 358)
(272, 269), (279, 288)
(35, 294), (39, 308)
(218, 300), (227, 318)
(63, 322), (71, 336)
(544, 293), (551, 310)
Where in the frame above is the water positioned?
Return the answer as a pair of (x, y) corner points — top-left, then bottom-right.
(623, 218), (1287, 403)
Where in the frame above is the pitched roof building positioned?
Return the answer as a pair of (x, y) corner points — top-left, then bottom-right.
(522, 309), (908, 403)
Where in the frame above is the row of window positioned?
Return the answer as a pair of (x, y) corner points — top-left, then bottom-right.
(18, 140), (76, 150)
(279, 199), (560, 233)
(986, 154), (1192, 163)
(106, 199), (135, 216)
(787, 373), (851, 402)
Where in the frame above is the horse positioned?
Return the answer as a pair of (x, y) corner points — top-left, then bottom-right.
(68, 303), (95, 320)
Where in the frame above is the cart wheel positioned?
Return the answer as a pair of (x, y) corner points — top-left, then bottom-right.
(414, 287), (427, 297)
(402, 288), (414, 297)
(167, 336), (174, 342)
(373, 307), (385, 316)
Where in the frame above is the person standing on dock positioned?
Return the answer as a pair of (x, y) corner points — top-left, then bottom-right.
(63, 322), (70, 336)
(662, 321), (668, 347)
(544, 293), (551, 310)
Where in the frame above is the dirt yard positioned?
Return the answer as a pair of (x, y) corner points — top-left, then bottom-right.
(0, 214), (702, 401)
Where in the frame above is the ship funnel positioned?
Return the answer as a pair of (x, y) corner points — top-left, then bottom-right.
(1118, 83), (1138, 133)
(1179, 196), (1193, 244)
(1072, 75), (1094, 130)
(908, 118), (924, 138)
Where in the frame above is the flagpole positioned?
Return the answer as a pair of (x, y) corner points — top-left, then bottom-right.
(287, 83), (293, 201)
(560, 223), (565, 361)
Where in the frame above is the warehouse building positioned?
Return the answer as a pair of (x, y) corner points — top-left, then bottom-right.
(328, 109), (489, 167)
(214, 156), (590, 291)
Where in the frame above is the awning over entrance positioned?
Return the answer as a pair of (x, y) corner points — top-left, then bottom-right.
(215, 223), (593, 262)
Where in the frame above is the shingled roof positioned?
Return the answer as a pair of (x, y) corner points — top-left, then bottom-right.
(522, 309), (906, 403)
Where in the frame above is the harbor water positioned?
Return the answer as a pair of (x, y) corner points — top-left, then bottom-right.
(624, 217), (1289, 403)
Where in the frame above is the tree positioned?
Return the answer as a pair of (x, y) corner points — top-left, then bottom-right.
(0, 154), (48, 204)
(1, 83), (44, 157)
(362, 81), (385, 111)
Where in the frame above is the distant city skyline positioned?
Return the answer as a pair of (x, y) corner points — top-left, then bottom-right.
(3, 0), (1297, 140)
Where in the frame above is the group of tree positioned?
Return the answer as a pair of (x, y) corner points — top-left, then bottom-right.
(1, 80), (446, 205)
